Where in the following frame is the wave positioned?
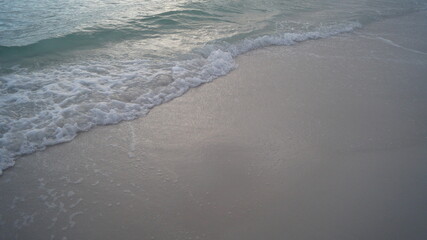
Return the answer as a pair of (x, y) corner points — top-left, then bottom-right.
(0, 9), (227, 63)
(0, 21), (361, 174)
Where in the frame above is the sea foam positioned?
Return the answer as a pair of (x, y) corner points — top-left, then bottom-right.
(0, 22), (361, 174)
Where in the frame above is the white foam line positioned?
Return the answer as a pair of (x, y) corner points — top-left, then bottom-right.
(68, 211), (83, 228)
(376, 37), (427, 55)
(0, 21), (362, 175)
(128, 122), (136, 158)
(69, 198), (82, 209)
(360, 34), (427, 55)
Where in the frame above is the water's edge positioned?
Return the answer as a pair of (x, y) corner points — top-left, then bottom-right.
(0, 10), (424, 175)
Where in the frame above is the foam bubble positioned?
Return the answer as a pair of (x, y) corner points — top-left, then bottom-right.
(0, 22), (361, 174)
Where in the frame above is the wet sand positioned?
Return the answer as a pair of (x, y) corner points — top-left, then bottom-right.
(1, 11), (427, 240)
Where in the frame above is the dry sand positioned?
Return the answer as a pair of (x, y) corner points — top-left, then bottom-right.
(1, 11), (427, 240)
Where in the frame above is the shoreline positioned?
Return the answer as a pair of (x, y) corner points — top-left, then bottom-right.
(1, 9), (425, 175)
(1, 11), (427, 240)
(0, 15), (363, 174)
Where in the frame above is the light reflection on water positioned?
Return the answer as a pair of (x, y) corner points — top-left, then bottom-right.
(0, 0), (202, 46)
(0, 0), (426, 173)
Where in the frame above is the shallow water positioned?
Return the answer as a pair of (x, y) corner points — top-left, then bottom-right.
(0, 0), (426, 173)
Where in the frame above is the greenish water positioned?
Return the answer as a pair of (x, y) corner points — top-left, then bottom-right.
(0, 0), (426, 173)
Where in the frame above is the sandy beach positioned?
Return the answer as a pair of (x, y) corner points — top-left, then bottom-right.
(1, 11), (427, 240)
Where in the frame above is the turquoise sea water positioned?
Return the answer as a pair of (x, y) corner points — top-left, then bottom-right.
(0, 0), (426, 173)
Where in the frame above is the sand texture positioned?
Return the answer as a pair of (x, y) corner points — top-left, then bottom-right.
(1, 12), (427, 240)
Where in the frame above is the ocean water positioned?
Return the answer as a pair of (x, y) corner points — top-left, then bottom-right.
(0, 0), (426, 173)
